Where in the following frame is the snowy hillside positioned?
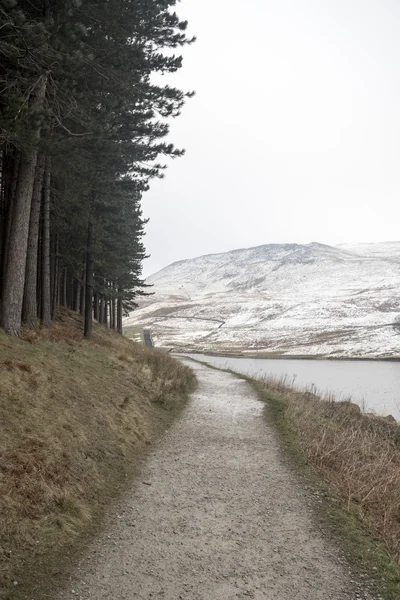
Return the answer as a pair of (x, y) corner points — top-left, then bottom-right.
(338, 242), (400, 259)
(123, 242), (400, 357)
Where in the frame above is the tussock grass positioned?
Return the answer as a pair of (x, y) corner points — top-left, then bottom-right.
(0, 311), (196, 597)
(256, 375), (400, 579)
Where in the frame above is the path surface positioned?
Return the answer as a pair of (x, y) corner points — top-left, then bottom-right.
(56, 361), (375, 600)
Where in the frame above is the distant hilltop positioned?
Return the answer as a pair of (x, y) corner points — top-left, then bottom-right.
(124, 242), (400, 358)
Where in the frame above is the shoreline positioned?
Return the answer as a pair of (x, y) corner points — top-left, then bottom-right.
(173, 349), (400, 362)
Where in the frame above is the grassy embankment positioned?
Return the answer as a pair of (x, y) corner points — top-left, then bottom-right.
(0, 312), (196, 599)
(255, 375), (400, 599)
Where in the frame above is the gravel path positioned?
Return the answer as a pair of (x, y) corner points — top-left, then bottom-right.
(56, 360), (375, 600)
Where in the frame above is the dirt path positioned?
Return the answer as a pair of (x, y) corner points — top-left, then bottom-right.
(56, 360), (375, 600)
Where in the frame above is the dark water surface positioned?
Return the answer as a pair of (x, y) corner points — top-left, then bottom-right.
(187, 354), (400, 421)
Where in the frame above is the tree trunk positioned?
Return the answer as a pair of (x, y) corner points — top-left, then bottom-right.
(22, 157), (44, 326)
(41, 157), (51, 327)
(0, 151), (20, 299)
(111, 297), (116, 330)
(74, 278), (81, 313)
(99, 294), (104, 325)
(1, 75), (47, 335)
(117, 297), (123, 334)
(80, 269), (85, 316)
(84, 221), (93, 337)
(51, 234), (59, 319)
(57, 267), (62, 306)
(61, 268), (67, 307)
(93, 291), (99, 321)
(2, 150), (40, 335)
(66, 272), (71, 309)
(104, 297), (109, 328)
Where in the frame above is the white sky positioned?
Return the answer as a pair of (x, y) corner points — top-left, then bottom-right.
(142, 0), (400, 276)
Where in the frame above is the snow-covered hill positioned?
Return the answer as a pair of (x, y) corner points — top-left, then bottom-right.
(123, 242), (400, 357)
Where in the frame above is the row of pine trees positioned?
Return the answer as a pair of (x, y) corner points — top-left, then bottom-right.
(0, 0), (193, 336)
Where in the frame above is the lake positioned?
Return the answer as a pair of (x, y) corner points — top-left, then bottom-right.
(186, 354), (400, 421)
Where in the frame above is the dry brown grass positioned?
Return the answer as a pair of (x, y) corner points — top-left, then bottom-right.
(0, 311), (196, 597)
(258, 375), (400, 563)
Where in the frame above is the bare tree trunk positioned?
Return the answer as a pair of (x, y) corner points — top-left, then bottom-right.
(1, 75), (47, 335)
(93, 291), (99, 321)
(0, 150), (21, 296)
(41, 157), (51, 326)
(104, 297), (108, 328)
(66, 272), (71, 309)
(84, 221), (93, 338)
(2, 150), (21, 291)
(111, 297), (116, 331)
(22, 157), (44, 326)
(80, 269), (85, 316)
(2, 151), (40, 334)
(117, 297), (123, 335)
(57, 267), (62, 306)
(99, 294), (104, 325)
(1, 151), (20, 300)
(61, 268), (67, 307)
(51, 234), (59, 319)
(74, 278), (81, 313)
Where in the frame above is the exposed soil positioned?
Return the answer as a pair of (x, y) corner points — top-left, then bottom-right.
(54, 361), (377, 600)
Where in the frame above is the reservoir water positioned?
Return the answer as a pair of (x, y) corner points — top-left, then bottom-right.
(186, 354), (400, 421)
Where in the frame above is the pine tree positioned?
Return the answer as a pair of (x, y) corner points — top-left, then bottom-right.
(0, 0), (195, 336)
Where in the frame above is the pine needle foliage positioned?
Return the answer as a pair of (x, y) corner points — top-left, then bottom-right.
(0, 0), (195, 335)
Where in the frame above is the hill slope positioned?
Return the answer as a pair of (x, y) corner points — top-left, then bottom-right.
(124, 242), (400, 357)
(0, 313), (196, 598)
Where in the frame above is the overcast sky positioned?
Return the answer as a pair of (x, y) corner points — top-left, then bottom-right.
(141, 0), (400, 276)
